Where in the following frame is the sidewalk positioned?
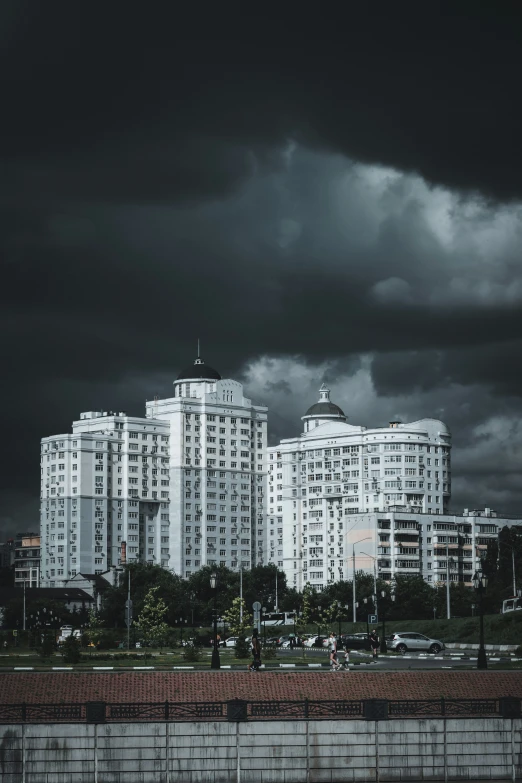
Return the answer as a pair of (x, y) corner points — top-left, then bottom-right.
(446, 643), (519, 652)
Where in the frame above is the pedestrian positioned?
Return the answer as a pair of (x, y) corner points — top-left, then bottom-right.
(248, 629), (262, 672)
(369, 629), (379, 659)
(289, 635), (295, 650)
(328, 632), (340, 671)
(342, 645), (350, 669)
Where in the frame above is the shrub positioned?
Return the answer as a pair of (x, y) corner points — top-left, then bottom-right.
(61, 635), (82, 664)
(235, 636), (250, 659)
(182, 644), (202, 662)
(262, 646), (276, 660)
(39, 635), (56, 661)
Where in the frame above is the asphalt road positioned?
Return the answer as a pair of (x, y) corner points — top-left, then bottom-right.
(276, 647), (513, 669)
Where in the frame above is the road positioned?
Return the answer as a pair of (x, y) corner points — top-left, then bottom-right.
(275, 647), (514, 669)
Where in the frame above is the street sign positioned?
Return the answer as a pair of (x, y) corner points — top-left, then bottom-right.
(368, 614), (378, 625)
(252, 601), (261, 633)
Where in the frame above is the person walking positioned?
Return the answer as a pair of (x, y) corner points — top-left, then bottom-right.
(369, 629), (380, 659)
(248, 629), (262, 672)
(328, 632), (340, 671)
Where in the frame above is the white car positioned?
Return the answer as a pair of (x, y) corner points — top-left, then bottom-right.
(224, 637), (238, 647)
(387, 632), (445, 654)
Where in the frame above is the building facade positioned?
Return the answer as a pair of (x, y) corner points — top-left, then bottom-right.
(145, 354), (268, 577)
(13, 533), (41, 588)
(267, 384), (453, 590)
(40, 412), (170, 586)
(39, 354), (267, 585)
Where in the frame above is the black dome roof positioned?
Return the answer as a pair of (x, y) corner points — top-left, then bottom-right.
(176, 358), (221, 381)
(304, 401), (346, 418)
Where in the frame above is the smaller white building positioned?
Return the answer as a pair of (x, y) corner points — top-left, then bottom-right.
(267, 384), (452, 590)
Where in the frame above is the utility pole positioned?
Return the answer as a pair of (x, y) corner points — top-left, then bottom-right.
(127, 570), (131, 651)
(240, 567), (243, 623)
(275, 572), (278, 612)
(373, 559), (378, 623)
(23, 580), (26, 631)
(446, 546), (451, 620)
(512, 549), (516, 597)
(352, 545), (357, 623)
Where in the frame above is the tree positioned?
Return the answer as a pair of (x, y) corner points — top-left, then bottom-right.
(242, 564), (288, 611)
(222, 597), (252, 659)
(86, 608), (104, 648)
(134, 586), (169, 649)
(100, 563), (189, 628)
(61, 634), (81, 664)
(393, 575), (435, 620)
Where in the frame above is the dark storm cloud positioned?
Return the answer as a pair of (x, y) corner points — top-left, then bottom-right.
(2, 6), (522, 202)
(1, 5), (522, 535)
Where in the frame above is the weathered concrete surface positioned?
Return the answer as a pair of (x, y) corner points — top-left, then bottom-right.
(1, 717), (521, 783)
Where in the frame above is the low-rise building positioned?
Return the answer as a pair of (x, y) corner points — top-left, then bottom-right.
(13, 533), (41, 588)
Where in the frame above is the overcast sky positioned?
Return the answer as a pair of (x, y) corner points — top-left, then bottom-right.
(1, 5), (522, 538)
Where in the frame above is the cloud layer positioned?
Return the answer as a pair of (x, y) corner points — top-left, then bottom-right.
(2, 8), (522, 536)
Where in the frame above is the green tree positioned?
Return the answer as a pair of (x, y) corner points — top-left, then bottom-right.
(134, 586), (169, 649)
(86, 608), (104, 648)
(222, 597), (252, 659)
(61, 634), (81, 664)
(100, 563), (189, 628)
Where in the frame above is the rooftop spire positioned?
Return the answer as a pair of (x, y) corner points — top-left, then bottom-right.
(318, 383), (331, 402)
(195, 338), (203, 366)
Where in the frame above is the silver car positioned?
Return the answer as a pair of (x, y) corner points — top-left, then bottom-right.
(388, 632), (444, 654)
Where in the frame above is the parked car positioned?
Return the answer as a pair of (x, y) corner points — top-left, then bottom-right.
(223, 637), (239, 648)
(339, 633), (370, 650)
(303, 635), (328, 648)
(280, 636), (302, 648)
(387, 632), (445, 654)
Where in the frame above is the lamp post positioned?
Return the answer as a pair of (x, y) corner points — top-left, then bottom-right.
(210, 571), (220, 670)
(473, 570), (488, 670)
(380, 590), (395, 653)
(352, 537), (372, 623)
(363, 597), (370, 644)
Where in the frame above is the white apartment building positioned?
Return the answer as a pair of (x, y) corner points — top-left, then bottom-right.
(267, 384), (452, 590)
(145, 354), (268, 577)
(330, 507), (519, 590)
(40, 412), (171, 586)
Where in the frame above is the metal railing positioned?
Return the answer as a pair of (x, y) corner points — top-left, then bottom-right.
(0, 697), (520, 723)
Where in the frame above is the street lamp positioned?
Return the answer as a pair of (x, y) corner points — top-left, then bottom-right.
(473, 571), (488, 670)
(380, 590), (395, 653)
(210, 571), (220, 670)
(351, 537), (372, 622)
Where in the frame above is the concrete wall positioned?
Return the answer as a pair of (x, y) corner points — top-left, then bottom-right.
(1, 717), (521, 783)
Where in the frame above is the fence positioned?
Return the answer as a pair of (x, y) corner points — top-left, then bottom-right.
(1, 696), (520, 723)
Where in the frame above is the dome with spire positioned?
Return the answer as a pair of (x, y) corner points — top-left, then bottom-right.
(176, 355), (221, 381)
(302, 384), (346, 423)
